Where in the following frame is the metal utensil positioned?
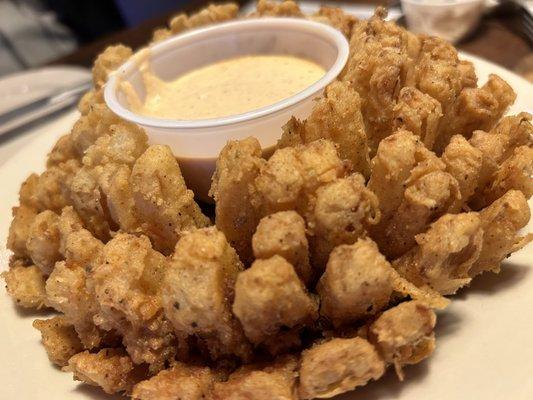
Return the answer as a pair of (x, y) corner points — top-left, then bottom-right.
(0, 80), (92, 135)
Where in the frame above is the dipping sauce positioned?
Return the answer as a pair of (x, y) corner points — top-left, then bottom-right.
(125, 55), (326, 120)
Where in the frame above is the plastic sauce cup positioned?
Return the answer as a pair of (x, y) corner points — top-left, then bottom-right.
(105, 18), (349, 201)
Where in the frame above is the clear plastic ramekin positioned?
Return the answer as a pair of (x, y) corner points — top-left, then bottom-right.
(104, 17), (349, 200)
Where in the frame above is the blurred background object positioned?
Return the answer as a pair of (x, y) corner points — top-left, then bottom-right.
(0, 0), (77, 75)
(401, 0), (487, 43)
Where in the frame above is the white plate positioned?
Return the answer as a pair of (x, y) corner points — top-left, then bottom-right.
(0, 54), (532, 400)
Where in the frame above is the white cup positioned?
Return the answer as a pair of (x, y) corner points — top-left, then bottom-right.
(401, 0), (486, 43)
(104, 18), (349, 201)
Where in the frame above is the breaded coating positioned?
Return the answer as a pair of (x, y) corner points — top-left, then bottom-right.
(478, 146), (533, 206)
(210, 137), (264, 264)
(254, 0), (303, 16)
(46, 134), (78, 167)
(2, 264), (47, 309)
(253, 139), (347, 217)
(310, 6), (357, 37)
(389, 268), (450, 309)
(77, 88), (104, 115)
(83, 122), (148, 168)
(369, 301), (436, 380)
(65, 348), (137, 394)
(70, 103), (122, 156)
(151, 27), (172, 43)
(458, 59), (478, 88)
(92, 234), (175, 368)
(375, 166), (461, 259)
(317, 238), (393, 327)
(162, 227), (251, 360)
(33, 316), (83, 366)
(276, 117), (306, 149)
(279, 81), (370, 177)
(26, 210), (61, 276)
(213, 355), (298, 400)
(67, 167), (112, 241)
(46, 260), (104, 349)
(186, 3), (238, 26)
(393, 213), (483, 295)
(95, 163), (140, 232)
(92, 45), (132, 89)
(79, 119), (146, 233)
(19, 161), (79, 213)
(470, 190), (532, 276)
(441, 135), (483, 207)
(308, 174), (380, 270)
(469, 113), (532, 208)
(413, 37), (462, 115)
(154, 3), (239, 43)
(168, 3), (239, 35)
(18, 174), (40, 209)
(343, 10), (421, 150)
(131, 145), (210, 254)
(298, 337), (385, 399)
(471, 113), (532, 163)
(58, 211), (82, 244)
(132, 363), (217, 400)
(7, 205), (37, 259)
(435, 74), (516, 153)
(233, 255), (318, 345)
(62, 228), (104, 273)
(368, 131), (435, 222)
(252, 211), (312, 284)
(393, 87), (443, 150)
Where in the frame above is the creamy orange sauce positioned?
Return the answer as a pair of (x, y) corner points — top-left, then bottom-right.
(125, 55), (325, 120)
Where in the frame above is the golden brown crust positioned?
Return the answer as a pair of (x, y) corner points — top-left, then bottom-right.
(308, 174), (380, 270)
(369, 301), (436, 380)
(2, 264), (47, 309)
(393, 212), (483, 295)
(33, 316), (83, 367)
(212, 355), (298, 399)
(210, 137), (264, 264)
(470, 190), (532, 276)
(253, 139), (348, 218)
(233, 255), (318, 345)
(26, 210), (61, 276)
(252, 211), (312, 284)
(46, 260), (104, 349)
(131, 145), (210, 254)
(253, 0), (303, 17)
(162, 227), (251, 361)
(298, 337), (385, 399)
(132, 363), (216, 400)
(7, 205), (37, 260)
(92, 45), (132, 89)
(318, 238), (393, 328)
(279, 81), (370, 178)
(65, 348), (138, 394)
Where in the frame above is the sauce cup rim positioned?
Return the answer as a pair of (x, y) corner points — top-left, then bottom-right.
(104, 17), (349, 130)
